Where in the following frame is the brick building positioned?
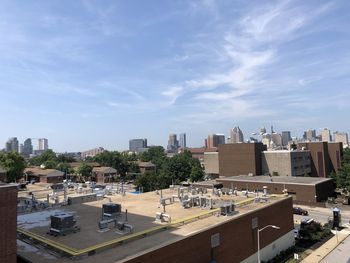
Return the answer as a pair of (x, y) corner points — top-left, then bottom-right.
(217, 175), (335, 206)
(24, 168), (64, 184)
(92, 167), (118, 183)
(297, 142), (343, 177)
(328, 142), (343, 172)
(218, 143), (265, 177)
(0, 184), (17, 263)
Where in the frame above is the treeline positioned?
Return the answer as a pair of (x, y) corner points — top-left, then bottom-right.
(0, 147), (204, 190)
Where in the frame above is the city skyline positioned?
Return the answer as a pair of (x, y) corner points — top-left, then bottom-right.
(1, 0), (350, 151)
(3, 125), (349, 153)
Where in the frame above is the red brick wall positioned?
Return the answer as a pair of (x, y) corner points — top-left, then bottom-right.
(0, 185), (17, 263)
(125, 197), (294, 263)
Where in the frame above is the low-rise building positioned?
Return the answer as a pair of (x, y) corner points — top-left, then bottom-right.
(17, 188), (294, 263)
(217, 175), (335, 206)
(262, 150), (311, 177)
(92, 167), (118, 183)
(24, 168), (64, 184)
(138, 162), (156, 174)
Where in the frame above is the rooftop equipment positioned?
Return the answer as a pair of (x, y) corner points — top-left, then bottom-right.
(48, 213), (79, 236)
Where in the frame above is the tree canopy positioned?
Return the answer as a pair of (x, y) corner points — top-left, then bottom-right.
(0, 152), (26, 182)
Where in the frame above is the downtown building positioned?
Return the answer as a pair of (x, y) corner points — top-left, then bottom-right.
(228, 126), (244, 143)
(206, 134), (225, 149)
(5, 137), (19, 153)
(129, 139), (148, 153)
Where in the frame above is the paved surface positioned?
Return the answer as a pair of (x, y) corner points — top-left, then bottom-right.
(302, 231), (349, 263)
(321, 233), (350, 263)
(294, 205), (350, 225)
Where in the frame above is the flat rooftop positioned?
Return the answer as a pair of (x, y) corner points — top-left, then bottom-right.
(218, 175), (333, 185)
(17, 187), (288, 263)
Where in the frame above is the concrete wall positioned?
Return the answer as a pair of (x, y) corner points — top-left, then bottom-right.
(125, 197), (294, 263)
(218, 143), (264, 177)
(204, 152), (219, 175)
(262, 151), (311, 177)
(0, 184), (17, 263)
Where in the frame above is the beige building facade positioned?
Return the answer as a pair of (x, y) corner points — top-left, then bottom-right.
(262, 150), (311, 177)
(203, 152), (219, 176)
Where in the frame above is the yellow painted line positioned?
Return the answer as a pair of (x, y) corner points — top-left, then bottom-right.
(17, 228), (79, 255)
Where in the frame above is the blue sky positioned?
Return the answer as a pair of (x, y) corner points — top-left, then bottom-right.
(1, 0), (350, 152)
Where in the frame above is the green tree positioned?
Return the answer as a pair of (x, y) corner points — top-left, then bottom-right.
(189, 162), (204, 182)
(134, 172), (159, 192)
(29, 149), (58, 167)
(75, 163), (93, 179)
(0, 152), (26, 182)
(140, 146), (166, 167)
(56, 162), (73, 175)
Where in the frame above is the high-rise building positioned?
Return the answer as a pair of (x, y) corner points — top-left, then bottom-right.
(129, 139), (148, 153)
(167, 134), (179, 152)
(5, 137), (19, 153)
(206, 134), (225, 149)
(38, 138), (48, 151)
(271, 133), (282, 147)
(22, 138), (33, 157)
(281, 131), (291, 146)
(179, 133), (186, 148)
(321, 128), (332, 142)
(228, 126), (244, 143)
(303, 129), (316, 141)
(334, 132), (348, 146)
(81, 147), (105, 158)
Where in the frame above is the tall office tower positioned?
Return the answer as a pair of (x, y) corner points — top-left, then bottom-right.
(229, 126), (244, 143)
(22, 138), (33, 157)
(334, 132), (349, 146)
(5, 137), (19, 153)
(167, 134), (179, 151)
(281, 131), (291, 146)
(179, 133), (186, 148)
(129, 139), (147, 153)
(303, 129), (316, 141)
(207, 134), (225, 149)
(38, 138), (48, 151)
(321, 128), (332, 142)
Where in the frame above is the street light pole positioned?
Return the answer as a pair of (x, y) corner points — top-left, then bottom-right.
(257, 225), (280, 263)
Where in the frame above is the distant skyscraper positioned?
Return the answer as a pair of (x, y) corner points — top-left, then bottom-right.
(271, 133), (282, 146)
(167, 134), (179, 152)
(281, 131), (291, 146)
(38, 138), (48, 151)
(22, 138), (33, 157)
(179, 133), (186, 148)
(5, 137), (19, 153)
(334, 132), (348, 146)
(129, 139), (148, 153)
(321, 128), (331, 142)
(229, 126), (244, 143)
(206, 134), (225, 149)
(303, 129), (316, 141)
(81, 147), (105, 158)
